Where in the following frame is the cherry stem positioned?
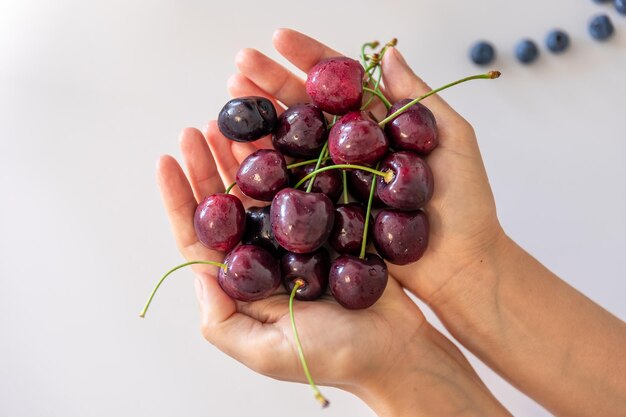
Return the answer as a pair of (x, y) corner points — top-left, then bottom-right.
(294, 164), (393, 190)
(289, 279), (330, 407)
(225, 182), (236, 194)
(361, 40), (380, 67)
(139, 260), (227, 318)
(360, 162), (380, 259)
(306, 141), (329, 193)
(286, 157), (332, 170)
(363, 87), (391, 109)
(342, 170), (349, 204)
(378, 71), (501, 127)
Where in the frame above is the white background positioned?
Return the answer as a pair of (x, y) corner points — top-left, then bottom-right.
(1, 1), (625, 416)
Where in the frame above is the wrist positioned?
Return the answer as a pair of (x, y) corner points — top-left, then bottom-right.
(347, 324), (510, 417)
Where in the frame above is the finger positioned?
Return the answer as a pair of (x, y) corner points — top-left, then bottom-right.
(179, 127), (224, 202)
(381, 47), (457, 119)
(235, 48), (310, 107)
(272, 28), (342, 73)
(204, 121), (256, 206)
(227, 73), (285, 116)
(195, 272), (285, 371)
(156, 155), (204, 257)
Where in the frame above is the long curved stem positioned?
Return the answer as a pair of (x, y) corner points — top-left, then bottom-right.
(305, 141), (329, 193)
(289, 279), (329, 407)
(287, 157), (331, 170)
(225, 182), (236, 194)
(342, 170), (349, 204)
(139, 260), (227, 318)
(378, 71), (501, 127)
(363, 87), (391, 109)
(360, 162), (380, 259)
(294, 164), (393, 190)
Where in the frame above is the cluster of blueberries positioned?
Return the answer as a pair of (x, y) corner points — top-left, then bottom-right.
(470, 0), (624, 65)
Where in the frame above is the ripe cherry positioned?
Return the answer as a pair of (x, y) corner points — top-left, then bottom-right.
(194, 193), (245, 252)
(236, 149), (289, 201)
(305, 57), (364, 115)
(218, 96), (277, 142)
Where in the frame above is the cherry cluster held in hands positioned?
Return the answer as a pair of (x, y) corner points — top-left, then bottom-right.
(141, 38), (500, 407)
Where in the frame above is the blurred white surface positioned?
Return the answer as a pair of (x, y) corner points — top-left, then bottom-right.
(1, 1), (625, 416)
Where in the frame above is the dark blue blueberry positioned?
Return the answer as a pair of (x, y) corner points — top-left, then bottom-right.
(470, 41), (495, 65)
(589, 14), (615, 40)
(615, 0), (626, 14)
(515, 39), (539, 64)
(546, 30), (570, 53)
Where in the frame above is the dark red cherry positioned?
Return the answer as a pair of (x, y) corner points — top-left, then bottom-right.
(218, 245), (281, 301)
(272, 104), (328, 158)
(385, 100), (438, 155)
(241, 206), (282, 256)
(346, 170), (385, 208)
(329, 203), (369, 255)
(281, 248), (330, 301)
(217, 96), (277, 142)
(270, 188), (335, 253)
(328, 111), (388, 166)
(236, 149), (289, 201)
(305, 57), (364, 115)
(377, 151), (434, 210)
(194, 193), (245, 252)
(373, 209), (429, 265)
(329, 253), (388, 309)
(289, 163), (342, 202)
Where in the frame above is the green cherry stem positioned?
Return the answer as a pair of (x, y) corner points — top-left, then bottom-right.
(361, 40), (380, 67)
(286, 157), (331, 170)
(342, 170), (349, 204)
(294, 164), (393, 190)
(289, 279), (330, 407)
(359, 162), (380, 259)
(223, 157), (334, 194)
(363, 87), (391, 109)
(139, 260), (227, 318)
(225, 182), (237, 194)
(306, 141), (329, 193)
(378, 71), (501, 128)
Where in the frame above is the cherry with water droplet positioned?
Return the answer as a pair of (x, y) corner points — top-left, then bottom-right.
(305, 57), (364, 115)
(218, 96), (277, 142)
(372, 209), (429, 265)
(236, 149), (289, 201)
(281, 248), (330, 301)
(272, 104), (328, 158)
(329, 253), (388, 309)
(377, 151), (434, 210)
(194, 193), (246, 252)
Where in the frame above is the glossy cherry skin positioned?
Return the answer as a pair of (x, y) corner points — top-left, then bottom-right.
(236, 149), (289, 201)
(329, 203), (368, 255)
(373, 209), (429, 265)
(241, 206), (282, 256)
(377, 151), (434, 210)
(305, 57), (364, 115)
(270, 188), (335, 253)
(218, 96), (277, 142)
(289, 163), (342, 202)
(281, 248), (330, 301)
(194, 193), (245, 252)
(385, 100), (438, 155)
(328, 111), (389, 166)
(218, 245), (281, 302)
(346, 170), (385, 208)
(272, 104), (328, 158)
(329, 253), (388, 309)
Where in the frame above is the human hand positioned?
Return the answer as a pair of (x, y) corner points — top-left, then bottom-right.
(156, 126), (509, 416)
(153, 28), (512, 414)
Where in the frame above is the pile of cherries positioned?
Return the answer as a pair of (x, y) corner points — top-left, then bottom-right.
(141, 40), (499, 406)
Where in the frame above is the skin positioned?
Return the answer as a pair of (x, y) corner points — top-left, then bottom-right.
(157, 29), (626, 416)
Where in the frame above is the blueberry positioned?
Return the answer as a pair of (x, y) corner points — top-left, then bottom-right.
(615, 0), (626, 14)
(515, 39), (539, 64)
(546, 30), (570, 53)
(470, 41), (495, 65)
(589, 14), (615, 40)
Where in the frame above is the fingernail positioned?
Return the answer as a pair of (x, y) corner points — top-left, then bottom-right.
(194, 275), (206, 304)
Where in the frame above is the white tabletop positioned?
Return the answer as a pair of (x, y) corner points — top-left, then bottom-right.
(1, 0), (624, 416)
